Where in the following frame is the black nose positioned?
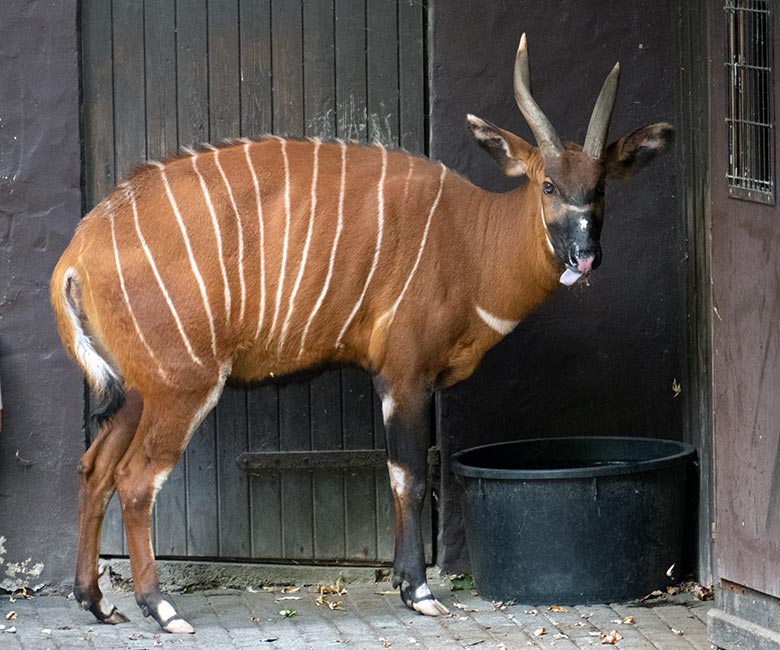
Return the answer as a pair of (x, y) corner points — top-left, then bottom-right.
(569, 244), (602, 269)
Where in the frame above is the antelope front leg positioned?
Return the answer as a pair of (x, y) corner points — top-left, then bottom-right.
(377, 380), (449, 616)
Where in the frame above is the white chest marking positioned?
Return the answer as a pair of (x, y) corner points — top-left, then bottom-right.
(475, 306), (520, 336)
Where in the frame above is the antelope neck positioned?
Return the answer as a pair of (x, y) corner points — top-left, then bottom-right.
(474, 183), (559, 325)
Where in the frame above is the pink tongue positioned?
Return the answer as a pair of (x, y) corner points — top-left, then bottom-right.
(560, 268), (583, 286)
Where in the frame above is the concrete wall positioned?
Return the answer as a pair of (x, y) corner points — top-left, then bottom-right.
(430, 0), (683, 570)
(0, 0), (83, 590)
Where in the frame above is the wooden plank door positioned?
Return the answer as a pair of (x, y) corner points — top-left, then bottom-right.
(710, 0), (780, 600)
(81, 0), (430, 565)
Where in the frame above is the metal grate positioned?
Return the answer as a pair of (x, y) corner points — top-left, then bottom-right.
(725, 0), (775, 204)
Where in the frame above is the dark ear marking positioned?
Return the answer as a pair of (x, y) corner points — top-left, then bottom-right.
(605, 122), (674, 179)
(467, 114), (529, 177)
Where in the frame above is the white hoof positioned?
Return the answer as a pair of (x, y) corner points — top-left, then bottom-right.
(413, 598), (450, 616)
(163, 618), (195, 634)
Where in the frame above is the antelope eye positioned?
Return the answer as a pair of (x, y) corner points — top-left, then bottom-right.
(542, 180), (556, 195)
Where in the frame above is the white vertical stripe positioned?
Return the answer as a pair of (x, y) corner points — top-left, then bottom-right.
(540, 199), (554, 254)
(212, 147), (247, 323)
(381, 163), (446, 325)
(127, 183), (204, 367)
(191, 153), (232, 321)
(299, 140), (346, 356)
(336, 144), (388, 347)
(280, 139), (320, 350)
(155, 162), (218, 357)
(402, 155), (415, 202)
(244, 141), (267, 341)
(268, 137), (290, 340)
(109, 200), (171, 384)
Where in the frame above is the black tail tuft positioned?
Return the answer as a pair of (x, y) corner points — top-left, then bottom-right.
(86, 376), (126, 441)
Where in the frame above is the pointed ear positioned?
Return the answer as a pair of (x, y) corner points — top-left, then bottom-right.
(604, 122), (674, 179)
(467, 114), (533, 177)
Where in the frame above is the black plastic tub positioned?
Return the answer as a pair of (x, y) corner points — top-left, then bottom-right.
(452, 436), (696, 604)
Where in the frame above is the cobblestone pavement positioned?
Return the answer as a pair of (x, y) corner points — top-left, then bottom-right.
(0, 579), (713, 650)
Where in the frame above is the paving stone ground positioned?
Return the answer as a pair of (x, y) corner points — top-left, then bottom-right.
(0, 579), (714, 650)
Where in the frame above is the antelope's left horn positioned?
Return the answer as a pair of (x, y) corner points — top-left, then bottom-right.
(513, 33), (563, 159)
(583, 62), (621, 159)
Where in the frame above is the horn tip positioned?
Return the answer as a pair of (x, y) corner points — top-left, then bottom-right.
(612, 61), (621, 74)
(518, 33), (527, 52)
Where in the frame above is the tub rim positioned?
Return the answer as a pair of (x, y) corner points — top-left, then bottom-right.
(451, 436), (696, 480)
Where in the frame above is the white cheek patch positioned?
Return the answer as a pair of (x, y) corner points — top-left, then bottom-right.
(540, 201), (554, 253)
(387, 461), (408, 498)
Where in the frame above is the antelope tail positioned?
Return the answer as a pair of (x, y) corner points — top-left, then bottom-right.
(52, 266), (125, 439)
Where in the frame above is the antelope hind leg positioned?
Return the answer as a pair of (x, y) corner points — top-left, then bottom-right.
(74, 390), (142, 625)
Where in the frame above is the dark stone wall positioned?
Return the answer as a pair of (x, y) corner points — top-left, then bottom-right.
(0, 0), (83, 589)
(431, 1), (682, 570)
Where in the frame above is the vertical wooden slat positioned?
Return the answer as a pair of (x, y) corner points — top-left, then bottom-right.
(398, 0), (425, 154)
(209, 0), (240, 141)
(207, 0), (251, 559)
(272, 0), (304, 137)
(84, 0), (122, 557)
(341, 367), (377, 561)
(143, 0), (187, 558)
(175, 0), (218, 557)
(82, 0), (115, 209)
(367, 0), (399, 145)
(112, 0), (146, 556)
(310, 374), (346, 560)
(303, 0), (344, 561)
(248, 386), (283, 558)
(335, 0), (367, 140)
(239, 0), (272, 137)
(279, 382), (314, 559)
(176, 0), (209, 147)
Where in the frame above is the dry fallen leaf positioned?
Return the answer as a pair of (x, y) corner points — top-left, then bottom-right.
(533, 627), (546, 637)
(639, 589), (664, 604)
(5, 612), (16, 621)
(548, 605), (568, 613)
(278, 609), (297, 618)
(621, 615), (636, 625)
(524, 609), (539, 615)
(452, 602), (478, 612)
(601, 630), (622, 645)
(281, 586), (301, 594)
(666, 586), (679, 596)
(671, 628), (684, 636)
(275, 596), (302, 602)
(249, 616), (259, 622)
(375, 590), (399, 596)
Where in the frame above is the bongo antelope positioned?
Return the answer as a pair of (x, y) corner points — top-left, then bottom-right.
(51, 35), (672, 633)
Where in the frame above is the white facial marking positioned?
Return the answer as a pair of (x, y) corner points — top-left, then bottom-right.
(269, 138), (291, 340)
(280, 139), (320, 350)
(579, 217), (588, 232)
(191, 154), (232, 321)
(564, 203), (593, 214)
(157, 600), (178, 622)
(475, 306), (520, 336)
(336, 144), (388, 346)
(158, 166), (218, 356)
(129, 184), (204, 367)
(387, 461), (408, 498)
(299, 141), (347, 355)
(383, 164), (447, 326)
(110, 200), (171, 384)
(212, 148), (247, 322)
(244, 142), (267, 341)
(540, 200), (554, 253)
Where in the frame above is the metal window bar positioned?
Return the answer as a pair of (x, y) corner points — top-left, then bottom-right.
(725, 0), (775, 204)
